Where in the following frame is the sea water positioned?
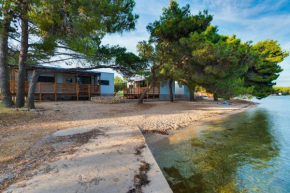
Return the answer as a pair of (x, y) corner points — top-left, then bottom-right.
(150, 96), (290, 193)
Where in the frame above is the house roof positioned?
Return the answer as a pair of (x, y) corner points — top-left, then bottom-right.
(128, 76), (145, 82)
(9, 65), (115, 76)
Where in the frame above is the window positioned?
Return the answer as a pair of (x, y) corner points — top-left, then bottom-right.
(78, 76), (91, 84)
(179, 84), (183, 88)
(66, 77), (73, 83)
(38, 76), (54, 82)
(99, 80), (109, 85)
(139, 81), (147, 87)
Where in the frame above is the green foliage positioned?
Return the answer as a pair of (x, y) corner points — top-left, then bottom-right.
(139, 1), (213, 91)
(114, 76), (123, 84)
(273, 87), (290, 95)
(177, 27), (254, 99)
(245, 40), (289, 99)
(139, 1), (288, 100)
(165, 23), (288, 99)
(115, 91), (124, 97)
(2, 0), (143, 72)
(147, 1), (212, 43)
(114, 76), (127, 95)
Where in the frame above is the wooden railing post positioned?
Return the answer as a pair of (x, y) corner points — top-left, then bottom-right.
(76, 83), (79, 101)
(39, 82), (42, 101)
(10, 81), (12, 94)
(54, 83), (57, 101)
(147, 85), (149, 99)
(88, 84), (91, 99)
(54, 73), (57, 101)
(76, 73), (79, 101)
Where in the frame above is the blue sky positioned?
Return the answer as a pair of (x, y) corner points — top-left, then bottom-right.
(102, 0), (290, 86)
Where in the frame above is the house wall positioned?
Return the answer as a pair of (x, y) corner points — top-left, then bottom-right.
(175, 82), (184, 95)
(27, 71), (96, 84)
(27, 70), (54, 81)
(159, 80), (190, 100)
(184, 85), (190, 96)
(174, 84), (190, 100)
(27, 70), (68, 83)
(62, 73), (76, 83)
(26, 70), (114, 96)
(56, 73), (63, 83)
(98, 72), (114, 96)
(27, 70), (33, 81)
(159, 80), (175, 100)
(181, 85), (190, 100)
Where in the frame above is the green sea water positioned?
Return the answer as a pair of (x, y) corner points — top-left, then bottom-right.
(150, 96), (290, 193)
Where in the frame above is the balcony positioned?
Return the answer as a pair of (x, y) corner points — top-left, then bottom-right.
(10, 81), (100, 101)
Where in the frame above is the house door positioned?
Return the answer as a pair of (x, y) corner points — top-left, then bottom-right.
(77, 76), (91, 84)
(77, 76), (91, 94)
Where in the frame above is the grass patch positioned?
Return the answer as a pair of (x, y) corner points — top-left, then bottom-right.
(116, 91), (124, 97)
(0, 103), (34, 126)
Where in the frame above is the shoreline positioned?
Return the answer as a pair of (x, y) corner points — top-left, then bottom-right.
(144, 101), (256, 148)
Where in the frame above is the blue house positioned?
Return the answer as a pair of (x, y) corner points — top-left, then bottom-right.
(10, 65), (114, 101)
(124, 78), (190, 100)
(160, 80), (190, 100)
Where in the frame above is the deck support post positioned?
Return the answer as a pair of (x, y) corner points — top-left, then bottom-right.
(76, 73), (79, 101)
(9, 69), (12, 92)
(54, 83), (57, 101)
(38, 82), (42, 101)
(88, 84), (91, 99)
(147, 82), (149, 99)
(54, 73), (57, 101)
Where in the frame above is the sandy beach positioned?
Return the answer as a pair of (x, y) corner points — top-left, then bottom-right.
(0, 99), (253, 192)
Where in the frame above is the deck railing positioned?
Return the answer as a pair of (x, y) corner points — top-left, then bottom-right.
(123, 87), (159, 99)
(10, 81), (100, 101)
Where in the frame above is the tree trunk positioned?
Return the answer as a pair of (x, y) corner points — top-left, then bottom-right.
(190, 92), (195, 101)
(16, 1), (29, 107)
(138, 54), (164, 104)
(138, 78), (155, 104)
(214, 93), (218, 101)
(169, 78), (173, 102)
(0, 11), (14, 108)
(27, 70), (40, 109)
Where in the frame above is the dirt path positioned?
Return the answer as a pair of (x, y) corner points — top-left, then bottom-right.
(3, 122), (171, 193)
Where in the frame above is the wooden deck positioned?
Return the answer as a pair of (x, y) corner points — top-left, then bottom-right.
(123, 87), (159, 99)
(10, 81), (100, 101)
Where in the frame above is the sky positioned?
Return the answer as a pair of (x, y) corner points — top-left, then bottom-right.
(101, 0), (290, 86)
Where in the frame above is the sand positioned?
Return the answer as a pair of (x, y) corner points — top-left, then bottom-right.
(0, 99), (253, 192)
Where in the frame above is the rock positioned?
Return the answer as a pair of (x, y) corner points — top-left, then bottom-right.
(17, 108), (30, 112)
(31, 109), (45, 112)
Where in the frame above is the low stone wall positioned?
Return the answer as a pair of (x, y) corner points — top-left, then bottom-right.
(159, 94), (190, 101)
(91, 95), (201, 104)
(91, 97), (124, 104)
(91, 96), (161, 104)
